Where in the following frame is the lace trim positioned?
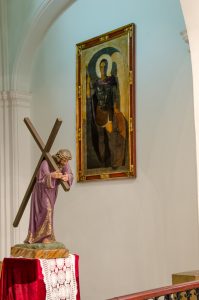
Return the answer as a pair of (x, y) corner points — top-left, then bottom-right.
(39, 255), (77, 300)
(40, 258), (52, 300)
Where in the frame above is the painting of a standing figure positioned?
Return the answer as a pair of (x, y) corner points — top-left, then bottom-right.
(86, 54), (127, 169)
(76, 23), (136, 182)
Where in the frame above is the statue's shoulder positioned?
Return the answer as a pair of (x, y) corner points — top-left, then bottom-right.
(40, 159), (49, 171)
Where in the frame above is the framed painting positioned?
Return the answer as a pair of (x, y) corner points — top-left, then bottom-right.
(76, 23), (136, 182)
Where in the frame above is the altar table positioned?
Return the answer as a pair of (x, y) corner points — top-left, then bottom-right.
(0, 255), (80, 300)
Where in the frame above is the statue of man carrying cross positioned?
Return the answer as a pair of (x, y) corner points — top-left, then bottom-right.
(13, 118), (73, 247)
(24, 148), (73, 244)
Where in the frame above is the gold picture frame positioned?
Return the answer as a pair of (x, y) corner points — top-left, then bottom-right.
(76, 24), (136, 182)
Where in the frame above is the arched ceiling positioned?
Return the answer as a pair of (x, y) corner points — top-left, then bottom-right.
(11, 0), (76, 92)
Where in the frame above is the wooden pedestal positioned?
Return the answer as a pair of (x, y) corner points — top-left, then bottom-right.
(11, 242), (69, 259)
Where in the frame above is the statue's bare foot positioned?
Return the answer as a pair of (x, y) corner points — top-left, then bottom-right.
(42, 238), (53, 243)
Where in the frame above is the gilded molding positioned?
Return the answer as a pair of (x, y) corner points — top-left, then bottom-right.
(78, 128), (82, 141)
(130, 117), (133, 132)
(78, 85), (81, 98)
(99, 35), (109, 42)
(100, 173), (110, 179)
(129, 70), (133, 85)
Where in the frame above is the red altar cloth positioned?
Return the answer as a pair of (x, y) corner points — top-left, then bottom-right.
(0, 256), (80, 300)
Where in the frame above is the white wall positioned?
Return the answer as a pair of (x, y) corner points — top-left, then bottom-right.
(28, 1), (199, 299)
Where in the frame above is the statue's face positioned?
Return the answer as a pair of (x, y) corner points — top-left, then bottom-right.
(60, 158), (68, 167)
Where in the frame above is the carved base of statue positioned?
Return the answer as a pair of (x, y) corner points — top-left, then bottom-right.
(11, 242), (69, 259)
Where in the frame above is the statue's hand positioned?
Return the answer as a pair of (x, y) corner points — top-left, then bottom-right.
(51, 170), (62, 179)
(61, 173), (69, 182)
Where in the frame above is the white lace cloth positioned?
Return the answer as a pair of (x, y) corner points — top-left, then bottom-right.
(39, 255), (77, 300)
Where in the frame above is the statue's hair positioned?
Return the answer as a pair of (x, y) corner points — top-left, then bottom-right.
(53, 149), (72, 163)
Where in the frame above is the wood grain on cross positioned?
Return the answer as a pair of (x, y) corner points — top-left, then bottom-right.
(13, 117), (70, 228)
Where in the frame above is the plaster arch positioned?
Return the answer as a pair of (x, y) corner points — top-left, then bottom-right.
(180, 0), (199, 216)
(11, 0), (76, 92)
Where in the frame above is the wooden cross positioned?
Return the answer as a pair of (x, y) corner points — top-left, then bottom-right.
(13, 117), (70, 228)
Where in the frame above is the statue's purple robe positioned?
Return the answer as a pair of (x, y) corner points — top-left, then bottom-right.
(24, 160), (73, 243)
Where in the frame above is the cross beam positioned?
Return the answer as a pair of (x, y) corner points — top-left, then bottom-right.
(13, 118), (70, 228)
